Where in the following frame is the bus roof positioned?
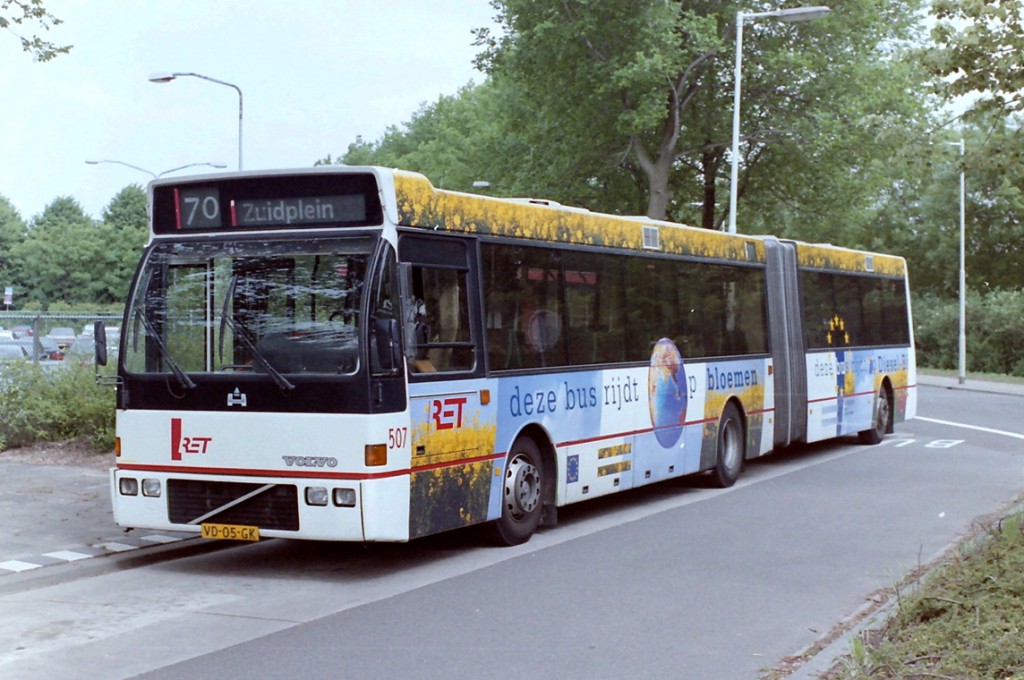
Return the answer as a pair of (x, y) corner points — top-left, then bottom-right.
(393, 170), (766, 264)
(392, 169), (906, 277)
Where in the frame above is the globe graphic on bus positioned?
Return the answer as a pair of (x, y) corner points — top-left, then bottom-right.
(648, 338), (687, 448)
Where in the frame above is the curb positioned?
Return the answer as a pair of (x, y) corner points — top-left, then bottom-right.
(0, 530), (193, 576)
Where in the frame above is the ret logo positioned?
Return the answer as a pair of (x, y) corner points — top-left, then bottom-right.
(170, 418), (213, 461)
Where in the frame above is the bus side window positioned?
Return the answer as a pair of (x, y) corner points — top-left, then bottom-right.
(403, 265), (472, 373)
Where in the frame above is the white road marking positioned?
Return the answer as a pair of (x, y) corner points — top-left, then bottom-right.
(916, 416), (1024, 440)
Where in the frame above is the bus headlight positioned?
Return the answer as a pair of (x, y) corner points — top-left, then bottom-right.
(333, 488), (357, 507)
(142, 479), (162, 497)
(119, 477), (139, 496)
(305, 486), (329, 506)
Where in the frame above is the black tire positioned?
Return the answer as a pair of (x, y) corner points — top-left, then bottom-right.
(491, 437), (544, 546)
(711, 403), (744, 488)
(859, 384), (891, 445)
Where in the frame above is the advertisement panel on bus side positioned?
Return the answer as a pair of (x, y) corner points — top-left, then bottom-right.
(407, 348), (774, 537)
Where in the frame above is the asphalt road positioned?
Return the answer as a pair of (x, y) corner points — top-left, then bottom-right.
(1, 382), (1022, 680)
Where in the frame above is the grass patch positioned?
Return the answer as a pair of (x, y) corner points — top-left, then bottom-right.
(829, 511), (1024, 678)
(919, 368), (1024, 386)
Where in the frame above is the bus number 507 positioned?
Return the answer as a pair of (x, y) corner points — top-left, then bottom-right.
(388, 427), (408, 449)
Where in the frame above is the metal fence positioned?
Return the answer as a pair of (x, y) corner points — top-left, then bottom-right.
(0, 312), (122, 363)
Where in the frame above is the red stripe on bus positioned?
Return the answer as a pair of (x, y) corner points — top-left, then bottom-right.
(410, 452), (504, 473)
(116, 463), (410, 481)
(808, 389), (882, 404)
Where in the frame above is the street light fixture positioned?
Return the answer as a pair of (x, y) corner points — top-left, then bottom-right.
(85, 159), (228, 178)
(728, 5), (831, 234)
(149, 71), (244, 171)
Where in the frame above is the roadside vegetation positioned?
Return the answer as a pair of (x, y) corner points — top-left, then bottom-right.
(826, 509), (1024, 679)
(0, 362), (114, 452)
(914, 291), (1024, 377)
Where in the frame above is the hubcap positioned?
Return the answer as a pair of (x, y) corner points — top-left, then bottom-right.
(504, 454), (540, 521)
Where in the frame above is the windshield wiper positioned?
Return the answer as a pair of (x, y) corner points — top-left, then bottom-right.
(132, 305), (196, 390)
(219, 276), (296, 392)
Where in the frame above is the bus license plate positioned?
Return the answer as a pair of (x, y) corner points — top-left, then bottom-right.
(200, 523), (260, 542)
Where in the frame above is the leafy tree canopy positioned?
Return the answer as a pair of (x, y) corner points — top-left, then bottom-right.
(0, 0), (70, 61)
(471, 0), (931, 233)
(927, 0), (1024, 117)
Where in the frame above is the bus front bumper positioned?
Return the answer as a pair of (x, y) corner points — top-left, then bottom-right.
(110, 468), (411, 542)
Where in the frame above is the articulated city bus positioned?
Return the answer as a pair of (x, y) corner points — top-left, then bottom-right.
(101, 167), (916, 545)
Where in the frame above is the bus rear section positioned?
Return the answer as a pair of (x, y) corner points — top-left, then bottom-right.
(794, 244), (917, 444)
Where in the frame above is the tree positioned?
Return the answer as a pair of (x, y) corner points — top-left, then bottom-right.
(0, 0), (70, 61)
(927, 0), (1024, 117)
(0, 195), (26, 291)
(474, 0), (931, 231)
(325, 82), (515, 194)
(95, 185), (148, 302)
(9, 197), (104, 307)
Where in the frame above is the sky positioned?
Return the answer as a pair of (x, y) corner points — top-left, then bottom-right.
(0, 0), (499, 221)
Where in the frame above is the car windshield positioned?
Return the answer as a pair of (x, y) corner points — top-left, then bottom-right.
(124, 237), (374, 378)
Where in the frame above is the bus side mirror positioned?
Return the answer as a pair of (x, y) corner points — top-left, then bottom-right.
(374, 318), (402, 373)
(94, 321), (108, 367)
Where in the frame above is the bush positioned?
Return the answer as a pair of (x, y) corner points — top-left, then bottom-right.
(914, 289), (1024, 377)
(0, 363), (115, 452)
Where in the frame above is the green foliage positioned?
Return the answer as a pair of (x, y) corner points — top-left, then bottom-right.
(472, 0), (932, 230)
(8, 197), (102, 307)
(2, 187), (146, 310)
(332, 1), (932, 239)
(914, 290), (1024, 377)
(0, 0), (71, 61)
(0, 363), (114, 451)
(831, 513), (1024, 678)
(0, 194), (27, 289)
(927, 0), (1024, 117)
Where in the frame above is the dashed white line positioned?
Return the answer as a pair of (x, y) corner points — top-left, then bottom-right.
(42, 550), (93, 562)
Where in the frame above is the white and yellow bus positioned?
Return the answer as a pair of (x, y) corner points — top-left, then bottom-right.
(102, 167), (916, 545)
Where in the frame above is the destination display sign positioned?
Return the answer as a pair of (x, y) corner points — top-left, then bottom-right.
(151, 172), (384, 234)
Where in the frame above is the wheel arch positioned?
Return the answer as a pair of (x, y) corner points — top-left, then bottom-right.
(511, 422), (558, 508)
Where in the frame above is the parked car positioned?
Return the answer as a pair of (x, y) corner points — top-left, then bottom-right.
(10, 325), (34, 339)
(45, 327), (78, 350)
(35, 337), (65, 360)
(0, 344), (29, 361)
(64, 336), (119, 367)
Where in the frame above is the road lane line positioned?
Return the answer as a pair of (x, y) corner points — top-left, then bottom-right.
(916, 416), (1024, 440)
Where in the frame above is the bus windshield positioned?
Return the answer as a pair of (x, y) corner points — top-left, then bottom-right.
(124, 236), (375, 379)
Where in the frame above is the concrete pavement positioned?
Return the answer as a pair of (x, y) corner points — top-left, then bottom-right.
(0, 460), (190, 577)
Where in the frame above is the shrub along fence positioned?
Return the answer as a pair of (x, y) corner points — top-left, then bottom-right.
(1, 311), (120, 452)
(0, 362), (115, 452)
(913, 290), (1024, 377)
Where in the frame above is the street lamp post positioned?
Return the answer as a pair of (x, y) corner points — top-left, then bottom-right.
(728, 5), (831, 234)
(948, 138), (967, 384)
(149, 72), (244, 171)
(85, 159), (227, 178)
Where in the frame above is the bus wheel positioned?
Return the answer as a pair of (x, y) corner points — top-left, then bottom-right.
(712, 403), (744, 488)
(859, 384), (891, 445)
(492, 437), (544, 546)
